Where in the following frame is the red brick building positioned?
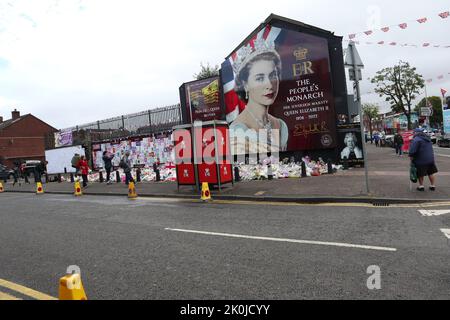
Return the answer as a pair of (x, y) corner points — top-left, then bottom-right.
(0, 109), (57, 168)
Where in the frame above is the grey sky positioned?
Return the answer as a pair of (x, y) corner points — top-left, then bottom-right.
(0, 0), (448, 129)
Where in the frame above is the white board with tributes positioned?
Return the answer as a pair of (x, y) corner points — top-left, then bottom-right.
(45, 145), (85, 174)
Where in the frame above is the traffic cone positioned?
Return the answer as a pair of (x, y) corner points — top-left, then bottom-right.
(201, 182), (211, 201)
(0, 182), (4, 193)
(128, 181), (137, 200)
(36, 182), (44, 195)
(74, 181), (82, 196)
(59, 273), (87, 300)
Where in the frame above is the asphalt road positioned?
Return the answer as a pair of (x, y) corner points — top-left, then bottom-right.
(434, 145), (450, 158)
(0, 193), (449, 300)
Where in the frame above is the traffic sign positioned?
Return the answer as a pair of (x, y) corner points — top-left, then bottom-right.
(420, 107), (433, 117)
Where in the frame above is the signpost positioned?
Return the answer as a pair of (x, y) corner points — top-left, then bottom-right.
(345, 41), (369, 194)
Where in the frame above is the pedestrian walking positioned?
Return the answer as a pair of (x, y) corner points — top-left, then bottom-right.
(120, 151), (134, 186)
(102, 151), (114, 185)
(409, 128), (438, 191)
(20, 161), (30, 184)
(374, 133), (380, 147)
(79, 156), (89, 188)
(394, 132), (404, 156)
(12, 161), (21, 186)
(71, 153), (81, 177)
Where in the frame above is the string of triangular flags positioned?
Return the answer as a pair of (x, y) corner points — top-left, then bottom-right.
(344, 39), (450, 48)
(348, 10), (449, 39)
(361, 75), (450, 96)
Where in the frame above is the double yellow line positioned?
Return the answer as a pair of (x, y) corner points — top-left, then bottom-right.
(0, 279), (57, 300)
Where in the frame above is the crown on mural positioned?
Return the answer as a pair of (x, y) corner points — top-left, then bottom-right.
(293, 47), (308, 61)
(232, 38), (280, 75)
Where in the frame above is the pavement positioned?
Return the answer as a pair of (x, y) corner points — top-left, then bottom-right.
(3, 143), (450, 204)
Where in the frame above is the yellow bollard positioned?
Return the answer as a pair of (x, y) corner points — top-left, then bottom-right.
(36, 182), (44, 195)
(74, 181), (82, 196)
(59, 273), (87, 300)
(0, 182), (4, 193)
(128, 181), (137, 199)
(201, 182), (211, 201)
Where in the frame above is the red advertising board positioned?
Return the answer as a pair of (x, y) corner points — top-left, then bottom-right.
(176, 163), (196, 185)
(173, 122), (233, 189)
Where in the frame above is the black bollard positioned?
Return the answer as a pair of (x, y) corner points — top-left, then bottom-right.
(99, 171), (104, 183)
(267, 164), (273, 180)
(301, 161), (307, 178)
(155, 169), (161, 182)
(234, 166), (240, 182)
(70, 173), (74, 183)
(327, 159), (333, 175)
(57, 173), (62, 183)
(136, 168), (141, 183)
(116, 170), (120, 183)
(343, 157), (349, 170)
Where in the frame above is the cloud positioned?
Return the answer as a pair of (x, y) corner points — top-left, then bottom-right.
(0, 0), (449, 129)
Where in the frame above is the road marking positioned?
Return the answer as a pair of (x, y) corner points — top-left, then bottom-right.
(419, 210), (450, 217)
(0, 279), (57, 300)
(165, 228), (397, 252)
(441, 229), (450, 240)
(435, 153), (450, 158)
(0, 291), (22, 300)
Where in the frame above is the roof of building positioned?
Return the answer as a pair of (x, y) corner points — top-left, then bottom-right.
(0, 113), (58, 132)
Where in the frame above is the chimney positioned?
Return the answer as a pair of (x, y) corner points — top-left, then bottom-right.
(11, 109), (20, 120)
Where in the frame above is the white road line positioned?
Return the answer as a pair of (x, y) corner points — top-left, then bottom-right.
(165, 228), (397, 252)
(419, 210), (450, 217)
(441, 229), (450, 240)
(435, 153), (450, 158)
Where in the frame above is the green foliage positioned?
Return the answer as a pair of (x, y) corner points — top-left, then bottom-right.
(194, 62), (220, 80)
(362, 103), (380, 119)
(362, 103), (379, 136)
(371, 61), (425, 130)
(415, 96), (443, 127)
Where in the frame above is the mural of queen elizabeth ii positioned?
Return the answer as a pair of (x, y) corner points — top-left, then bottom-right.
(229, 38), (289, 154)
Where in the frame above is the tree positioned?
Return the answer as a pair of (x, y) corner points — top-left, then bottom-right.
(362, 103), (380, 138)
(371, 61), (424, 130)
(194, 62), (219, 80)
(414, 96), (443, 128)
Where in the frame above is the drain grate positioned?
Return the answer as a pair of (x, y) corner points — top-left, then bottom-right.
(373, 202), (390, 207)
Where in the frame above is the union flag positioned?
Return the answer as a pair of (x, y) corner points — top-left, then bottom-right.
(441, 88), (448, 97)
(381, 27), (390, 32)
(417, 17), (428, 23)
(399, 23), (408, 29)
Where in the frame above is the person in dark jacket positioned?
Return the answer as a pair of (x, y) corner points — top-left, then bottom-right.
(102, 151), (114, 185)
(121, 151), (134, 186)
(394, 133), (404, 156)
(409, 128), (438, 191)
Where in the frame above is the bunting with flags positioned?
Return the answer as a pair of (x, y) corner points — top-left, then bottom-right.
(348, 10), (450, 39)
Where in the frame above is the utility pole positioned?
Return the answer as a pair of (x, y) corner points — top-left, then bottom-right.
(345, 41), (370, 194)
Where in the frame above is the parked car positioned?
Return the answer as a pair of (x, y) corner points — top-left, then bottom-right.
(0, 164), (14, 182)
(384, 135), (395, 148)
(423, 130), (437, 144)
(437, 137), (450, 148)
(23, 160), (42, 177)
